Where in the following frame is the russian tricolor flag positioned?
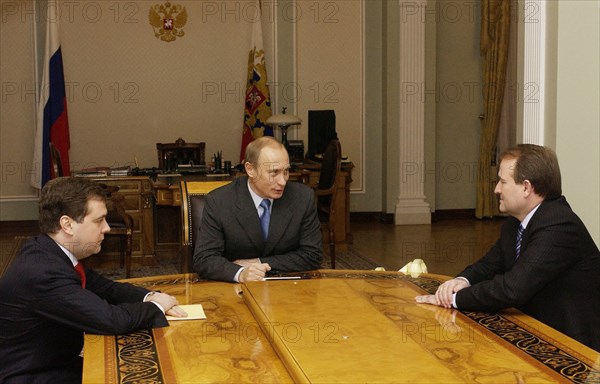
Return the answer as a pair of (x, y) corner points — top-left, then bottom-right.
(31, 0), (70, 189)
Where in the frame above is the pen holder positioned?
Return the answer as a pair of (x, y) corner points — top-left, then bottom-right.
(214, 158), (222, 172)
(223, 161), (231, 174)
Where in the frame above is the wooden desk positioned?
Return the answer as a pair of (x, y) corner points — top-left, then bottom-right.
(91, 176), (155, 261)
(83, 271), (599, 383)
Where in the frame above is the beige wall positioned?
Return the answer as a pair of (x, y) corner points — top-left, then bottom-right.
(296, 0), (364, 192)
(432, 0), (482, 210)
(0, 0), (39, 218)
(553, 1), (599, 245)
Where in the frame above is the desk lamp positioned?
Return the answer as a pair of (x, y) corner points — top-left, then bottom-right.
(266, 107), (302, 149)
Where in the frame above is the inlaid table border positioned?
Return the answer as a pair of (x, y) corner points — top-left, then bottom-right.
(101, 271), (599, 384)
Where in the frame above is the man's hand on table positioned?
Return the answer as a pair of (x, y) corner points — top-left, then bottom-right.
(166, 305), (188, 318)
(234, 259), (271, 282)
(415, 277), (469, 308)
(146, 292), (188, 318)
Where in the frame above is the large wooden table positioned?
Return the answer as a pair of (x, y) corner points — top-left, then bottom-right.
(83, 271), (599, 383)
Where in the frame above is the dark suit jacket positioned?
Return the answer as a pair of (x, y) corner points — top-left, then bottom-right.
(193, 176), (323, 282)
(0, 235), (169, 383)
(456, 196), (600, 351)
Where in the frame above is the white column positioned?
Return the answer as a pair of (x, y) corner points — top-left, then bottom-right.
(395, 0), (431, 225)
(522, 0), (546, 145)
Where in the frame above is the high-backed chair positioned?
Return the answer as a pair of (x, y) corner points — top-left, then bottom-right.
(1, 236), (28, 278)
(49, 142), (63, 178)
(314, 139), (342, 268)
(49, 143), (134, 276)
(180, 180), (231, 273)
(157, 138), (206, 172)
(99, 185), (134, 278)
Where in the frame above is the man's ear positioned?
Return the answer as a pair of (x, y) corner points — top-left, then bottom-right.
(245, 162), (256, 178)
(522, 180), (534, 196)
(59, 215), (74, 235)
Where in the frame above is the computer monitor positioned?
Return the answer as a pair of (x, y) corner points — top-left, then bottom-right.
(307, 110), (337, 159)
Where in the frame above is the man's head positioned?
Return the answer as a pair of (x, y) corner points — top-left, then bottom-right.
(495, 144), (562, 221)
(244, 136), (290, 199)
(40, 177), (110, 259)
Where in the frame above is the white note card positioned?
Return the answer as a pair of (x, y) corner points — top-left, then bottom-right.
(166, 304), (207, 321)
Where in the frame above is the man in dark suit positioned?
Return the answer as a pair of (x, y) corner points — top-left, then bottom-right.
(194, 136), (323, 282)
(0, 177), (187, 383)
(416, 144), (600, 352)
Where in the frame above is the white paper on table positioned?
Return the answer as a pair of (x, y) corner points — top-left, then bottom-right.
(166, 304), (207, 321)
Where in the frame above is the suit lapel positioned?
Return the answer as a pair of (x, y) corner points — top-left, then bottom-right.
(234, 179), (264, 251)
(504, 219), (521, 268)
(264, 197), (293, 255)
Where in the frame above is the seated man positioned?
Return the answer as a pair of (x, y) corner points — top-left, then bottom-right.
(0, 177), (187, 383)
(193, 136), (323, 282)
(416, 144), (600, 352)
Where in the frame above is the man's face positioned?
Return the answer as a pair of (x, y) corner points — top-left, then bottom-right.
(68, 198), (110, 260)
(494, 157), (527, 220)
(247, 145), (290, 199)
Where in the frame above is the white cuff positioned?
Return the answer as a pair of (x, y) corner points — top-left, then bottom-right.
(233, 267), (244, 283)
(144, 291), (165, 314)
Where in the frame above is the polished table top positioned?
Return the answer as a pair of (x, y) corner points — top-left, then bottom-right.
(83, 271), (599, 383)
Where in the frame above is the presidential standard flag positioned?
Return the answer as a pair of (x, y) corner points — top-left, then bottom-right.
(31, 0), (71, 189)
(239, 0), (272, 162)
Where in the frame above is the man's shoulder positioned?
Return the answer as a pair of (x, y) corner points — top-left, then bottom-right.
(1, 235), (62, 290)
(535, 196), (577, 222)
(18, 234), (55, 257)
(284, 180), (313, 196)
(207, 176), (244, 197)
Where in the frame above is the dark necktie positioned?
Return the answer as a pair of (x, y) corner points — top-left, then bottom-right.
(74, 262), (86, 288)
(259, 199), (271, 240)
(515, 224), (524, 259)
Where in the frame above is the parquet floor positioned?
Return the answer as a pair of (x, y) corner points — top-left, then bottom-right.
(350, 216), (505, 276)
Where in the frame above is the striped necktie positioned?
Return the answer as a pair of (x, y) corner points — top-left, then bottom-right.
(74, 262), (86, 288)
(515, 224), (524, 259)
(259, 199), (271, 240)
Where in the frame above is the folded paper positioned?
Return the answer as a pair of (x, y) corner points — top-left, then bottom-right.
(399, 259), (428, 277)
(166, 304), (206, 321)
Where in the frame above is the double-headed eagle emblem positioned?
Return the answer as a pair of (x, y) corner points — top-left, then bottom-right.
(149, 2), (187, 42)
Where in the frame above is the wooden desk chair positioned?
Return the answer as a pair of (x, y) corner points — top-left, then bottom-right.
(49, 143), (134, 276)
(1, 236), (28, 278)
(49, 142), (63, 178)
(313, 139), (342, 268)
(100, 185), (134, 278)
(157, 138), (206, 171)
(180, 180), (231, 273)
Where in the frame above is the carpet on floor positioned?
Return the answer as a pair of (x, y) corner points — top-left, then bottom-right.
(96, 246), (388, 280)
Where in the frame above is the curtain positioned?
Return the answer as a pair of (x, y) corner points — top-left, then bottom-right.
(476, 0), (511, 218)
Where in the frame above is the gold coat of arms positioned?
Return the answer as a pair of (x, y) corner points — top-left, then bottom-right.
(149, 2), (187, 42)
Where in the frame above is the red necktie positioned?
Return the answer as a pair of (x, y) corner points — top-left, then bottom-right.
(74, 262), (86, 288)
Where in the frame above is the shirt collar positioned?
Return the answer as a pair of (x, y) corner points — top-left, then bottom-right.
(246, 180), (272, 213)
(55, 241), (79, 267)
(521, 202), (542, 229)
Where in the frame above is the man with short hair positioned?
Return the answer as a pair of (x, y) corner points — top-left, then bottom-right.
(416, 144), (600, 352)
(194, 136), (323, 282)
(0, 177), (186, 383)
